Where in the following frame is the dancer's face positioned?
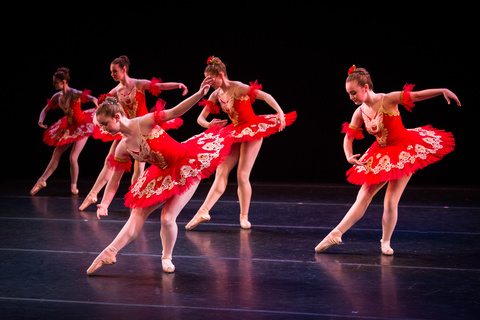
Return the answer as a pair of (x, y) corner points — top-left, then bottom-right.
(346, 80), (368, 105)
(95, 113), (121, 134)
(110, 64), (126, 82)
(205, 72), (224, 90)
(53, 77), (65, 90)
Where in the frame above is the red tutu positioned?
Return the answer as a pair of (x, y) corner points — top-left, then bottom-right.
(346, 125), (455, 185)
(43, 106), (95, 146)
(199, 80), (297, 143)
(227, 112), (297, 142)
(345, 86), (454, 185)
(124, 125), (233, 209)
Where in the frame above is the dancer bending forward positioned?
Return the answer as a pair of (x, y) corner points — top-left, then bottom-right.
(86, 77), (232, 275)
(79, 55), (188, 211)
(185, 56), (297, 230)
(315, 65), (459, 255)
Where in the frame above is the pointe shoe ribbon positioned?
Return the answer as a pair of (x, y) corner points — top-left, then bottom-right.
(185, 208), (211, 230)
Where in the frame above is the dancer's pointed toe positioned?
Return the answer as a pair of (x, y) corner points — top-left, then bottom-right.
(315, 229), (343, 253)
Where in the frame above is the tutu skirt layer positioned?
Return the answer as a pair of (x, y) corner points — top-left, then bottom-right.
(346, 125), (455, 185)
(43, 108), (95, 146)
(229, 111), (297, 143)
(124, 126), (232, 208)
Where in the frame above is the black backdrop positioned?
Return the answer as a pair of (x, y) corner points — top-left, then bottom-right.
(4, 4), (476, 186)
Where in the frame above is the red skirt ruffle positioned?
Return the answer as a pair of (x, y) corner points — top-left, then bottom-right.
(229, 111), (297, 143)
(43, 109), (95, 146)
(124, 126), (233, 209)
(346, 125), (455, 185)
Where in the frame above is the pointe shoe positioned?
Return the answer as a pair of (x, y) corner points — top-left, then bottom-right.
(71, 184), (79, 195)
(162, 258), (175, 273)
(30, 179), (47, 196)
(315, 229), (343, 253)
(239, 214), (251, 229)
(79, 192), (98, 211)
(185, 208), (210, 230)
(380, 239), (394, 256)
(86, 246), (117, 276)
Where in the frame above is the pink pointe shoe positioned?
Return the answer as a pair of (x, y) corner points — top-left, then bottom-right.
(162, 258), (175, 273)
(79, 192), (98, 211)
(185, 208), (211, 230)
(30, 179), (47, 196)
(71, 184), (79, 195)
(315, 229), (343, 253)
(380, 239), (394, 256)
(86, 246), (117, 276)
(239, 214), (251, 229)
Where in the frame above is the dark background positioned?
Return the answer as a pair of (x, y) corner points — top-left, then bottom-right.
(4, 4), (476, 186)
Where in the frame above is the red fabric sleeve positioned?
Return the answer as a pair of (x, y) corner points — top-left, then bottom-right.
(247, 80), (262, 103)
(46, 98), (59, 110)
(148, 77), (163, 96)
(150, 98), (183, 130)
(341, 122), (364, 140)
(400, 83), (415, 112)
(199, 99), (220, 114)
(106, 154), (132, 173)
(81, 89), (92, 104)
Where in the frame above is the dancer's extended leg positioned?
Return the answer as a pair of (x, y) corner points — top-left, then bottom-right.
(86, 201), (162, 275)
(30, 143), (71, 195)
(185, 144), (240, 230)
(315, 181), (386, 253)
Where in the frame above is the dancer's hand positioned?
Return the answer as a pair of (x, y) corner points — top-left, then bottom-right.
(179, 83), (189, 96)
(209, 118), (228, 127)
(443, 89), (461, 106)
(275, 113), (286, 132)
(97, 204), (108, 220)
(38, 121), (48, 129)
(199, 76), (214, 96)
(347, 154), (367, 166)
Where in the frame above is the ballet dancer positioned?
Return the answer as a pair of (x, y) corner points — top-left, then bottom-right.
(30, 67), (97, 196)
(185, 56), (297, 230)
(86, 76), (233, 275)
(79, 55), (188, 211)
(315, 65), (460, 255)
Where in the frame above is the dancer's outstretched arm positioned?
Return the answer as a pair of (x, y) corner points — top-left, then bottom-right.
(139, 77), (213, 129)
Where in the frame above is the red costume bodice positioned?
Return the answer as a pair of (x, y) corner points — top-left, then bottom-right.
(116, 85), (148, 119)
(124, 121), (187, 170)
(218, 91), (258, 126)
(361, 104), (407, 148)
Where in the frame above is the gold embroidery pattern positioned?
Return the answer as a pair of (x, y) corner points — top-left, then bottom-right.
(355, 128), (444, 175)
(362, 107), (388, 147)
(48, 109), (95, 144)
(118, 87), (143, 119)
(130, 131), (226, 200)
(232, 115), (278, 139)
